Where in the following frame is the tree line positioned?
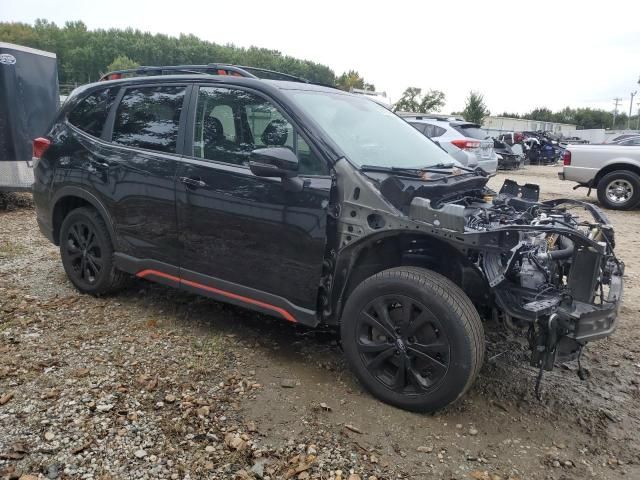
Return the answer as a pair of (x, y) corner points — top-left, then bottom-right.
(497, 107), (639, 130)
(392, 87), (490, 125)
(391, 84), (638, 129)
(0, 20), (341, 87)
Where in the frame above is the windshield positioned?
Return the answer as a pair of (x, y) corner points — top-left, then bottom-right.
(288, 90), (458, 169)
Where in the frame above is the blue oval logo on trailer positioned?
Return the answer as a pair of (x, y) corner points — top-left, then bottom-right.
(0, 54), (17, 65)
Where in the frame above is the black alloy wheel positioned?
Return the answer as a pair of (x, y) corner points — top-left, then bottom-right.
(341, 267), (484, 412)
(64, 220), (103, 285)
(59, 207), (129, 295)
(355, 295), (450, 395)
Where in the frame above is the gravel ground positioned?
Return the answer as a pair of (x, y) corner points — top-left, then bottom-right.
(1, 166), (639, 480)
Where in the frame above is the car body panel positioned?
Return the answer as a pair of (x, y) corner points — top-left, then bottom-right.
(562, 144), (640, 185)
(175, 156), (331, 310)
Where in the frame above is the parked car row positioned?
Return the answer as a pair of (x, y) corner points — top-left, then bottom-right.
(499, 130), (565, 166)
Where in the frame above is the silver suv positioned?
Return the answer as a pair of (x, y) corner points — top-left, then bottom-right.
(401, 114), (498, 173)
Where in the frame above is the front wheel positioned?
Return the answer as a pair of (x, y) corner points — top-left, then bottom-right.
(597, 170), (640, 210)
(340, 267), (484, 412)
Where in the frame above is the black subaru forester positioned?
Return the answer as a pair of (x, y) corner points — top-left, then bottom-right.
(33, 65), (623, 412)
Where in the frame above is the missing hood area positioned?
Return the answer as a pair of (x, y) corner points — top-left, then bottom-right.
(332, 165), (624, 396)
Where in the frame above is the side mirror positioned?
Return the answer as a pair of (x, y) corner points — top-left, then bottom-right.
(249, 147), (299, 178)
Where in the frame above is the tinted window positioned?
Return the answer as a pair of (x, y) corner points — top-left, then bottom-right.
(452, 124), (487, 140)
(409, 122), (426, 134)
(193, 86), (327, 175)
(68, 88), (118, 137)
(423, 124), (447, 138)
(112, 86), (186, 153)
(620, 137), (640, 146)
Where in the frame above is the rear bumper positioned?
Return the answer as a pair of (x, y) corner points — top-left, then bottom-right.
(558, 171), (565, 180)
(478, 159), (498, 174)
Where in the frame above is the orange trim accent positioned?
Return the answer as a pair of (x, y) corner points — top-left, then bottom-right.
(136, 269), (296, 323)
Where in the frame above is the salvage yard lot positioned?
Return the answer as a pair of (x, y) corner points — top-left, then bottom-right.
(1, 165), (639, 480)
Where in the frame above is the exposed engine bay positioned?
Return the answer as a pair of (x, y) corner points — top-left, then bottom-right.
(334, 165), (625, 395)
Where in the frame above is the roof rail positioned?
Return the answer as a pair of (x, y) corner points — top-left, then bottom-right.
(98, 63), (314, 84)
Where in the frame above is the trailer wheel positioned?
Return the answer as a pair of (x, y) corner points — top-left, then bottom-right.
(59, 207), (128, 295)
(597, 170), (640, 210)
(340, 267), (484, 412)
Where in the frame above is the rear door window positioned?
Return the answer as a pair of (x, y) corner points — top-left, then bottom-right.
(68, 88), (118, 138)
(112, 85), (186, 153)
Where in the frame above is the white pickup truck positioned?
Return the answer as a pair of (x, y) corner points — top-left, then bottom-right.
(559, 144), (640, 210)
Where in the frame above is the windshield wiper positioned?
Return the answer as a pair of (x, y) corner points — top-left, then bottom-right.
(360, 163), (478, 177)
(360, 165), (425, 177)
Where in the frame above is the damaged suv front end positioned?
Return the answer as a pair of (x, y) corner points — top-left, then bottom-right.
(287, 87), (623, 409)
(330, 161), (623, 381)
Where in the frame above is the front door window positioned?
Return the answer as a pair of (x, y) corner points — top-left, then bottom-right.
(192, 86), (328, 175)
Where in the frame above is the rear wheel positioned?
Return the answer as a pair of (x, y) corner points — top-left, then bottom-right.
(597, 170), (640, 210)
(340, 267), (484, 412)
(59, 207), (128, 295)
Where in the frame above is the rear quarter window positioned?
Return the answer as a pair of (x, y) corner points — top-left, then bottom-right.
(67, 88), (119, 138)
(409, 122), (426, 134)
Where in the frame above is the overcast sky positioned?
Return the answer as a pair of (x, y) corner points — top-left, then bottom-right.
(2, 0), (640, 115)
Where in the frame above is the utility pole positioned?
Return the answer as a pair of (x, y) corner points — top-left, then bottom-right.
(613, 97), (622, 128)
(628, 91), (637, 130)
(637, 101), (640, 130)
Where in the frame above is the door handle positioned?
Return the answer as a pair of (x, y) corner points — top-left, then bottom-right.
(179, 176), (207, 188)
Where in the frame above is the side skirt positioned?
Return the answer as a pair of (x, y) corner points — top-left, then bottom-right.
(114, 253), (319, 327)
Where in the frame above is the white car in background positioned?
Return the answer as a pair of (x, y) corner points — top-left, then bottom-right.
(400, 114), (498, 173)
(560, 143), (640, 209)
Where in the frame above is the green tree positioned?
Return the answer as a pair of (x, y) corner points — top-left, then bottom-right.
(106, 55), (139, 73)
(419, 89), (446, 112)
(462, 91), (490, 124)
(393, 87), (446, 113)
(336, 70), (375, 91)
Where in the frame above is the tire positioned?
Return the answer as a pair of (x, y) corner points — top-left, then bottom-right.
(340, 267), (484, 412)
(59, 207), (129, 295)
(597, 170), (640, 210)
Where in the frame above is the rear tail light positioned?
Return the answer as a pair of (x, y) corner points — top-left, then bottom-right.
(562, 150), (571, 166)
(451, 139), (481, 150)
(32, 137), (51, 160)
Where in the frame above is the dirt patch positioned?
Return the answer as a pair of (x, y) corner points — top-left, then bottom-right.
(0, 192), (33, 211)
(1, 166), (639, 479)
